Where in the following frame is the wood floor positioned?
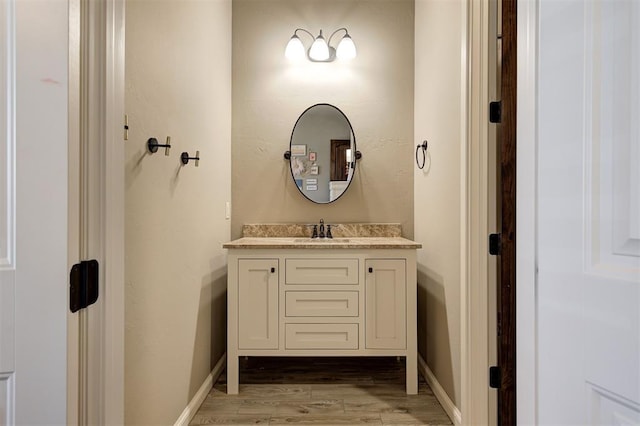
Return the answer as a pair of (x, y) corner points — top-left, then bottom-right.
(191, 357), (453, 425)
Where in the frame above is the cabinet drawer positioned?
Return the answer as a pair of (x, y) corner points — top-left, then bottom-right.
(285, 323), (358, 349)
(285, 291), (358, 317)
(285, 258), (359, 285)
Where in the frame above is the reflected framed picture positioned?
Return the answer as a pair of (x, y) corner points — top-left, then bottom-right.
(310, 165), (319, 175)
(291, 144), (306, 156)
(309, 152), (317, 161)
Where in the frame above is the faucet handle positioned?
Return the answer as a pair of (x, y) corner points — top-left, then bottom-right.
(311, 225), (318, 239)
(326, 224), (333, 239)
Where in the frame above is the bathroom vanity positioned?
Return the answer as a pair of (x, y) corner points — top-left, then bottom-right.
(224, 224), (421, 395)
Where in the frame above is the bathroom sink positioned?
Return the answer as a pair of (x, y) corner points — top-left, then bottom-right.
(293, 238), (351, 243)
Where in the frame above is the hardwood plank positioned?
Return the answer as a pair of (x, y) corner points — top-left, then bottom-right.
(196, 399), (243, 414)
(236, 399), (281, 415)
(274, 399), (344, 415)
(380, 412), (453, 425)
(235, 399), (343, 415)
(344, 397), (446, 414)
(188, 414), (270, 425)
(311, 383), (409, 399)
(269, 413), (383, 425)
(209, 384), (312, 400)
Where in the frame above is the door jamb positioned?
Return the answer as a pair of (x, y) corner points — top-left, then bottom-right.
(69, 0), (125, 422)
(462, 0), (499, 424)
(102, 0), (126, 422)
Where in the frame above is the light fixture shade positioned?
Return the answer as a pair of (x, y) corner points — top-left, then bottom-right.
(285, 35), (305, 60)
(309, 31), (330, 61)
(336, 34), (357, 60)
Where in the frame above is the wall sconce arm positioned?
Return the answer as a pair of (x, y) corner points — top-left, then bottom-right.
(327, 28), (348, 46)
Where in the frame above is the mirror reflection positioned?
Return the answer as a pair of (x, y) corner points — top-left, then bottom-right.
(289, 104), (356, 203)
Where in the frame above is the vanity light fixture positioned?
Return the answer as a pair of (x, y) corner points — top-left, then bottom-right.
(285, 28), (357, 62)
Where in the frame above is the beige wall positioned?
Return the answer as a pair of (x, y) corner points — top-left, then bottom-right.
(124, 1), (231, 424)
(414, 0), (465, 408)
(232, 0), (415, 239)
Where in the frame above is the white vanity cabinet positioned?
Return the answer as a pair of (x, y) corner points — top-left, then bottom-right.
(365, 259), (407, 350)
(237, 259), (279, 350)
(226, 245), (419, 395)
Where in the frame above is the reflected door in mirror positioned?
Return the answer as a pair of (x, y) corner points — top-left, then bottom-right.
(331, 140), (350, 181)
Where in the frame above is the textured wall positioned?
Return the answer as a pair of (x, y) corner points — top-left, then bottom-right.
(232, 0), (415, 239)
(414, 0), (465, 409)
(124, 0), (231, 424)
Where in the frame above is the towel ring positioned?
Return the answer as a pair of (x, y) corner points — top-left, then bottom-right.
(416, 140), (428, 169)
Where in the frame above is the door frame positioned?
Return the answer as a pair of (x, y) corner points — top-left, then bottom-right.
(69, 0), (125, 422)
(495, 0), (517, 424)
(99, 0), (125, 422)
(462, 0), (499, 424)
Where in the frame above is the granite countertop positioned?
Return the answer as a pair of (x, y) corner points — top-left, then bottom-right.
(223, 223), (421, 249)
(223, 236), (422, 249)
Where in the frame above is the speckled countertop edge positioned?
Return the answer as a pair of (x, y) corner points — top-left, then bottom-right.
(223, 236), (422, 250)
(225, 223), (421, 249)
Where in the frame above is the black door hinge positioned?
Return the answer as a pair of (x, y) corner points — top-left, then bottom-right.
(489, 233), (501, 255)
(489, 101), (502, 123)
(489, 366), (501, 389)
(70, 259), (99, 313)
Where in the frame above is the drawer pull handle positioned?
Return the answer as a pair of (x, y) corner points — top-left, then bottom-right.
(368, 267), (373, 273)
(271, 267), (276, 273)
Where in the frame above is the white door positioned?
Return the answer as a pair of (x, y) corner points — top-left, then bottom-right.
(525, 0), (640, 423)
(0, 0), (70, 423)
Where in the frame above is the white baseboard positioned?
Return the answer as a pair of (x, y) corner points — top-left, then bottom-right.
(174, 352), (226, 426)
(418, 354), (462, 425)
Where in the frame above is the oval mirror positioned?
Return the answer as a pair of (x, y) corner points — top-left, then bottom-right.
(289, 104), (356, 203)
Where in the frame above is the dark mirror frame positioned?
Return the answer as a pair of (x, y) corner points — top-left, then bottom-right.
(287, 103), (357, 204)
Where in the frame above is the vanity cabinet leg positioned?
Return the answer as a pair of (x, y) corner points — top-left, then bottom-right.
(406, 353), (418, 395)
(227, 354), (239, 394)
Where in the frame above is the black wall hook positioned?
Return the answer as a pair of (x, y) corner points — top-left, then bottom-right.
(416, 140), (428, 169)
(181, 151), (200, 167)
(148, 136), (172, 156)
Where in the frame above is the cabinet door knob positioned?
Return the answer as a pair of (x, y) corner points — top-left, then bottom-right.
(368, 267), (373, 273)
(271, 267), (276, 273)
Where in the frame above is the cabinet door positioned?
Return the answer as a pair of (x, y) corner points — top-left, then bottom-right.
(365, 259), (406, 349)
(238, 259), (279, 349)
